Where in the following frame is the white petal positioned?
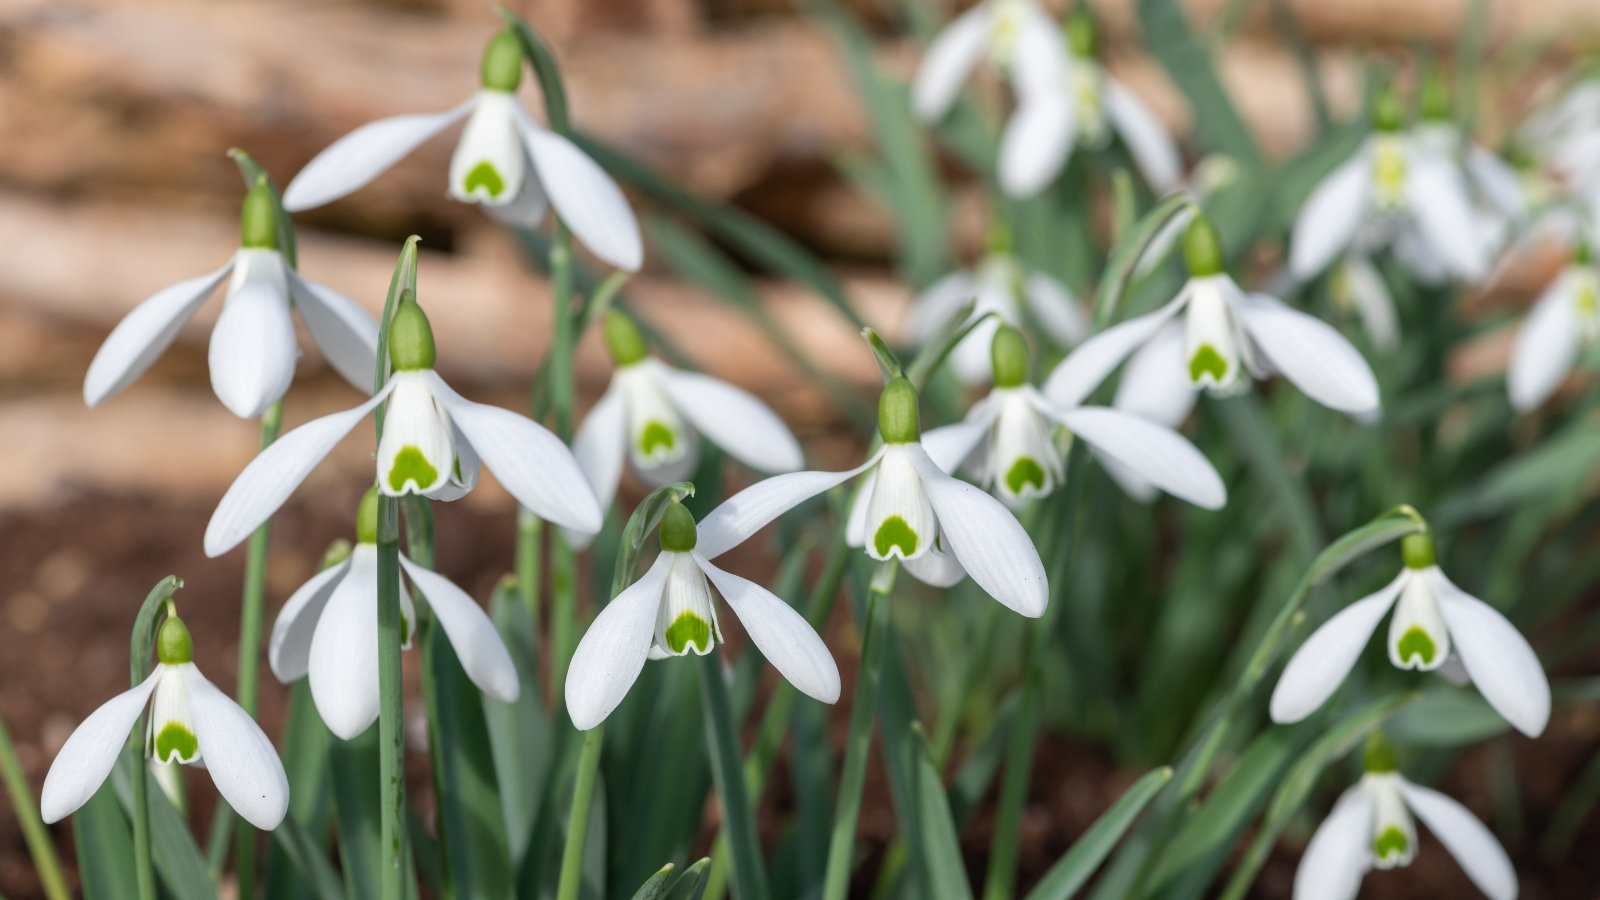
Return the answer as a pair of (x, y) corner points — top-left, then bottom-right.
(518, 118), (643, 272)
(268, 560), (350, 683)
(424, 371), (603, 534)
(906, 447), (1048, 617)
(696, 449), (884, 560)
(448, 92), (528, 206)
(901, 545), (968, 588)
(565, 553), (674, 731)
(1430, 569), (1550, 737)
(425, 423), (480, 503)
(658, 364), (804, 474)
(1233, 292), (1381, 416)
(288, 272), (380, 394)
(485, 175), (551, 229)
(1405, 151), (1489, 281)
(309, 547), (381, 740)
(209, 250), (298, 419)
(1269, 572), (1406, 723)
(282, 99), (475, 211)
(1112, 320), (1197, 428)
(921, 408), (997, 474)
(1466, 145), (1527, 222)
(1333, 257), (1399, 352)
(40, 671), (160, 824)
(1103, 77), (1182, 192)
(844, 467), (876, 549)
(1290, 150), (1372, 280)
(1053, 405), (1226, 509)
(1508, 272), (1582, 412)
(84, 260), (232, 407)
(567, 381), (627, 551)
(911, 4), (990, 121)
(204, 385), (393, 557)
(1041, 292), (1190, 408)
(1024, 272), (1090, 346)
(696, 554), (840, 704)
(1009, 7), (1067, 100)
(907, 271), (979, 344)
(399, 555), (519, 702)
(184, 667), (290, 830)
(1397, 779), (1518, 900)
(1292, 785), (1373, 900)
(1000, 95), (1076, 197)
(376, 371), (456, 496)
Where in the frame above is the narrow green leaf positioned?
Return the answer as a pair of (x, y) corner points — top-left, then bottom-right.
(330, 730), (383, 900)
(111, 761), (213, 900)
(667, 858), (714, 900)
(485, 580), (552, 866)
(1386, 687), (1510, 747)
(265, 683), (335, 900)
(267, 817), (347, 900)
(1023, 767), (1173, 900)
(911, 725), (973, 900)
(73, 784), (137, 900)
(1094, 193), (1191, 329)
(629, 863), (679, 900)
(905, 302), (988, 389)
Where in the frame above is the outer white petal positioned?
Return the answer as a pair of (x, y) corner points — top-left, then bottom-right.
(1292, 786), (1373, 900)
(906, 447), (1047, 617)
(84, 260), (232, 407)
(1290, 151), (1372, 280)
(40, 671), (160, 824)
(1508, 272), (1581, 412)
(565, 553), (674, 730)
(658, 365), (804, 474)
(697, 449), (885, 560)
(268, 560), (350, 683)
(423, 371), (603, 534)
(921, 398), (1000, 473)
(184, 668), (289, 830)
(1112, 320), (1197, 427)
(1397, 779), (1517, 900)
(1000, 95), (1076, 197)
(1009, 6), (1067, 100)
(1269, 572), (1406, 723)
(1233, 293), (1381, 416)
(567, 381), (627, 551)
(1467, 145), (1527, 222)
(518, 117), (643, 272)
(484, 174), (552, 229)
(1430, 570), (1550, 737)
(288, 272), (380, 393)
(309, 549), (382, 740)
(696, 554), (840, 703)
(204, 385), (393, 557)
(1405, 151), (1489, 281)
(1052, 404), (1226, 509)
(907, 271), (979, 344)
(209, 252), (298, 419)
(399, 556), (519, 702)
(1041, 292), (1190, 408)
(1334, 257), (1399, 352)
(1103, 77), (1182, 192)
(282, 99), (476, 211)
(425, 423), (480, 503)
(911, 4), (990, 121)
(1024, 272), (1090, 346)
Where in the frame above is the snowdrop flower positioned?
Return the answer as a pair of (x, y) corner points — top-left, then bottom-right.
(205, 290), (602, 556)
(1518, 70), (1600, 195)
(565, 500), (839, 730)
(1044, 214), (1381, 428)
(1293, 732), (1516, 900)
(1000, 10), (1182, 197)
(1405, 76), (1524, 267)
(270, 489), (518, 739)
(85, 177), (378, 419)
(693, 376), (1048, 614)
(569, 312), (804, 547)
(919, 324), (1225, 509)
(1507, 243), (1598, 412)
(282, 29), (641, 272)
(911, 0), (1064, 124)
(1271, 531), (1550, 738)
(42, 612), (289, 831)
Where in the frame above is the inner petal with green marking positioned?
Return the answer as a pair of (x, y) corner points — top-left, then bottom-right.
(873, 515), (920, 559)
(152, 722), (199, 764)
(1374, 826), (1410, 862)
(664, 611), (714, 655)
(1189, 344), (1229, 383)
(463, 161), (506, 198)
(639, 421), (678, 458)
(1395, 627), (1437, 667)
(388, 446), (440, 493)
(1004, 456), (1048, 496)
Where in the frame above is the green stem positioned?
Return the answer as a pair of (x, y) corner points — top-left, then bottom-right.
(0, 712), (69, 900)
(376, 495), (408, 899)
(516, 507), (543, 630)
(550, 535), (578, 706)
(130, 741), (156, 900)
(700, 656), (772, 900)
(555, 726), (604, 900)
(549, 223), (577, 440)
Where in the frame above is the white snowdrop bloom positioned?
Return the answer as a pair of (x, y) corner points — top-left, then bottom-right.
(917, 324), (1225, 510)
(84, 177), (378, 419)
(1271, 532), (1550, 738)
(569, 311), (804, 548)
(999, 10), (1182, 197)
(269, 489), (519, 739)
(907, 244), (1089, 384)
(205, 291), (602, 557)
(1508, 244), (1599, 412)
(1293, 732), (1517, 900)
(911, 0), (1065, 124)
(565, 501), (839, 730)
(693, 377), (1048, 614)
(1518, 73), (1600, 193)
(42, 614), (289, 831)
(1044, 214), (1381, 429)
(1327, 254), (1400, 351)
(282, 29), (641, 272)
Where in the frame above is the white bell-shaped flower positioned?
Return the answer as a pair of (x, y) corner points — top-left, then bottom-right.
(42, 614), (289, 831)
(282, 29), (641, 272)
(1507, 244), (1599, 411)
(911, 0), (1065, 124)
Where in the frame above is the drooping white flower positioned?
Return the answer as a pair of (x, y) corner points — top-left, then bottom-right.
(999, 10), (1182, 197)
(1292, 732), (1517, 900)
(269, 489), (519, 739)
(570, 311), (804, 547)
(84, 177), (378, 419)
(918, 324), (1225, 509)
(565, 501), (839, 730)
(1518, 71), (1600, 198)
(911, 0), (1065, 124)
(42, 613), (289, 831)
(282, 29), (641, 272)
(1271, 531), (1550, 738)
(1507, 244), (1599, 411)
(205, 291), (602, 557)
(1045, 214), (1381, 429)
(693, 376), (1049, 614)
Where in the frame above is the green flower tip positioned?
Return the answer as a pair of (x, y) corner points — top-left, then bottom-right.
(1363, 730), (1399, 773)
(1401, 531), (1435, 570)
(355, 486), (381, 545)
(1419, 68), (1452, 122)
(602, 309), (650, 366)
(878, 376), (921, 444)
(1373, 86), (1405, 133)
(239, 175), (279, 250)
(658, 501), (698, 553)
(481, 28), (524, 92)
(388, 290), (437, 371)
(157, 614), (194, 665)
(1181, 213), (1225, 277)
(1065, 7), (1098, 58)
(991, 323), (1030, 388)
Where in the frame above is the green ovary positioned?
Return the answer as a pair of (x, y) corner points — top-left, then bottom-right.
(1189, 344), (1229, 383)
(388, 447), (440, 492)
(463, 161), (506, 198)
(873, 516), (919, 558)
(639, 422), (677, 457)
(1396, 627), (1437, 666)
(1004, 457), (1048, 495)
(153, 722), (198, 763)
(1374, 826), (1409, 861)
(664, 611), (713, 654)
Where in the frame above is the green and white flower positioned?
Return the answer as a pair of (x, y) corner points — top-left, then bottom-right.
(1271, 532), (1549, 738)
(565, 501), (839, 730)
(1508, 242), (1599, 411)
(282, 29), (641, 272)
(205, 291), (601, 556)
(269, 489), (518, 739)
(84, 177), (378, 419)
(41, 613), (289, 831)
(912, 0), (1064, 124)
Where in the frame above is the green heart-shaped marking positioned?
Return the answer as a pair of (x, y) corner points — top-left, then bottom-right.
(1395, 627), (1437, 666)
(388, 446), (440, 492)
(873, 516), (919, 558)
(1004, 456), (1047, 495)
(464, 161), (506, 198)
(664, 611), (713, 654)
(1374, 826), (1409, 860)
(640, 421), (677, 457)
(1189, 344), (1229, 383)
(154, 722), (198, 764)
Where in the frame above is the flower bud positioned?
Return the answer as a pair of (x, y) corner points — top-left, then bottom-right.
(1066, 7), (1098, 58)
(388, 290), (437, 372)
(1372, 86), (1405, 133)
(240, 176), (279, 251)
(157, 614), (194, 666)
(356, 486), (381, 545)
(1401, 532), (1435, 570)
(658, 501), (698, 553)
(1181, 213), (1225, 278)
(1363, 730), (1399, 773)
(603, 309), (649, 366)
(481, 28), (524, 93)
(878, 376), (921, 444)
(991, 323), (1030, 389)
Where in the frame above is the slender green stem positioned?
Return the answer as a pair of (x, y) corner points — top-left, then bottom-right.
(516, 508), (543, 627)
(129, 740), (156, 900)
(549, 223), (577, 440)
(375, 495), (408, 899)
(700, 656), (772, 900)
(550, 535), (578, 704)
(0, 713), (69, 900)
(556, 725), (604, 900)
